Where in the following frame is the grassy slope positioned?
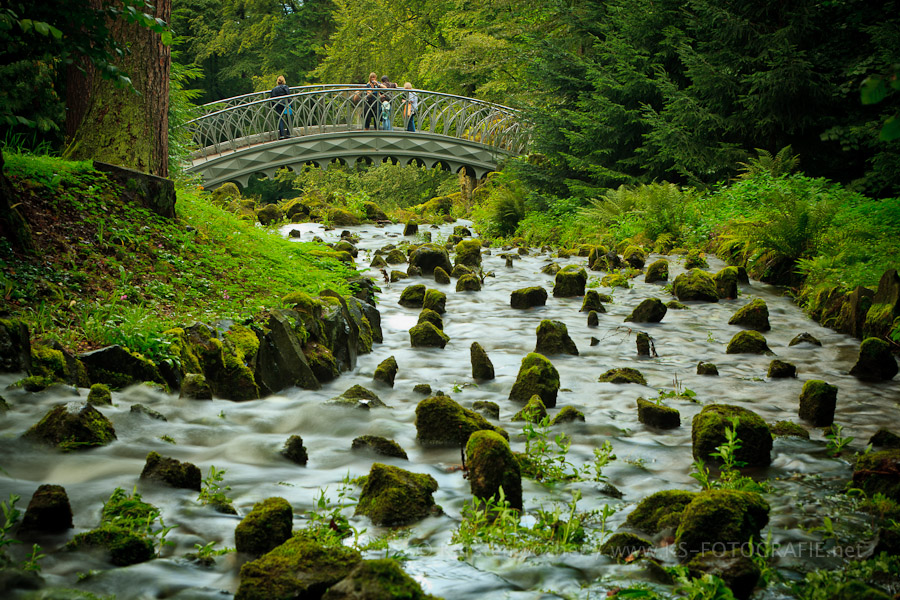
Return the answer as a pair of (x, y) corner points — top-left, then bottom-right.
(0, 153), (356, 360)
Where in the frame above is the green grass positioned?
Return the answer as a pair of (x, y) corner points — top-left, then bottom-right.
(1, 153), (357, 356)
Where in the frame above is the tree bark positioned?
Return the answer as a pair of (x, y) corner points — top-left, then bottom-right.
(64, 0), (171, 178)
(0, 148), (34, 252)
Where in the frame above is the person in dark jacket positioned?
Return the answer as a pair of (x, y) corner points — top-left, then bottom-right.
(271, 75), (291, 139)
(364, 72), (384, 130)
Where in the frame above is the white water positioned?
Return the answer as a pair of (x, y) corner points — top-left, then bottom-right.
(1, 220), (898, 599)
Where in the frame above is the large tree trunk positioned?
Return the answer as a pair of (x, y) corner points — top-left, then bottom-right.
(64, 0), (171, 178)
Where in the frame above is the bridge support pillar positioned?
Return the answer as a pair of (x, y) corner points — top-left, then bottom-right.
(460, 171), (477, 208)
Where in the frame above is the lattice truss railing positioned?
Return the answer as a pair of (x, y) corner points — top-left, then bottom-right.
(187, 85), (530, 162)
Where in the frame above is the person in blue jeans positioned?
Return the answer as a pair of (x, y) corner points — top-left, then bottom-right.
(270, 75), (291, 139)
(403, 82), (418, 132)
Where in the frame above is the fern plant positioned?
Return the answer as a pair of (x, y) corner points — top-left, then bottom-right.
(737, 145), (801, 179)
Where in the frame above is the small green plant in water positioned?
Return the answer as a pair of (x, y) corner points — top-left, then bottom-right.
(0, 494), (22, 556)
(198, 466), (233, 509)
(825, 423), (853, 457)
(522, 416), (576, 483)
(690, 417), (769, 493)
(22, 544), (45, 572)
(304, 473), (365, 547)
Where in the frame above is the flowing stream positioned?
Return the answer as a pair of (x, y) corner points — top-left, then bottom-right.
(1, 220), (899, 599)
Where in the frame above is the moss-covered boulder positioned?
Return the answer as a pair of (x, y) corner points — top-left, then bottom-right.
(726, 330), (771, 354)
(370, 255), (387, 268)
(470, 342), (495, 380)
(714, 267), (740, 300)
(24, 402), (116, 450)
(413, 383), (431, 395)
(598, 368), (647, 385)
(373, 356), (398, 387)
(399, 284), (427, 308)
(550, 405), (585, 425)
(798, 380), (837, 426)
(180, 373), (213, 400)
(235, 497), (293, 557)
(454, 239), (483, 269)
(389, 270), (407, 283)
(409, 322), (450, 348)
(673, 269), (719, 302)
(667, 300), (688, 310)
(385, 249), (407, 265)
(683, 249), (709, 269)
(465, 430), (522, 510)
(67, 524), (155, 567)
(691, 405), (772, 467)
(328, 208), (360, 226)
(139, 451), (201, 491)
(870, 429), (900, 449)
(333, 240), (358, 258)
(637, 398), (680, 429)
(852, 450), (900, 501)
(326, 385), (387, 410)
(0, 317), (32, 373)
(623, 245), (646, 269)
(600, 533), (651, 562)
(450, 264), (473, 278)
(235, 532), (361, 600)
(771, 421), (809, 438)
(322, 558), (438, 600)
(355, 463), (439, 526)
(509, 353), (560, 408)
(512, 394), (547, 423)
(409, 243), (451, 275)
(363, 201), (388, 221)
(553, 265), (587, 297)
(281, 435), (308, 465)
(863, 268), (900, 339)
(789, 332), (821, 346)
(850, 337), (898, 381)
(588, 311), (600, 327)
(472, 400), (500, 419)
(423, 289), (447, 314)
(403, 220), (418, 236)
(626, 490), (698, 533)
(534, 320), (578, 356)
(540, 262), (561, 275)
(728, 299), (770, 331)
(22, 484), (73, 532)
(78, 344), (165, 389)
(697, 362), (718, 376)
(510, 286), (548, 309)
(415, 394), (507, 446)
(645, 259), (669, 283)
(182, 322), (261, 400)
(625, 298), (667, 323)
(433, 266), (450, 284)
(767, 359), (796, 378)
(687, 549), (761, 600)
(304, 342), (341, 383)
(351, 436), (408, 460)
(675, 490), (770, 561)
(417, 308), (444, 331)
(86, 383), (112, 405)
(257, 203), (283, 225)
(580, 290), (606, 313)
(456, 273), (482, 291)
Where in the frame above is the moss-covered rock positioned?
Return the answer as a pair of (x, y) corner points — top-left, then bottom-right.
(385, 249), (407, 265)
(667, 300), (689, 310)
(697, 362), (718, 376)
(328, 208), (360, 226)
(409, 322), (450, 349)
(512, 394), (547, 422)
(726, 330), (771, 354)
(413, 383), (432, 395)
(535, 320), (578, 356)
(626, 490), (698, 533)
(767, 359), (796, 378)
(692, 404), (772, 467)
(281, 435), (308, 465)
(86, 383), (112, 405)
(870, 429), (900, 449)
(509, 353), (560, 408)
(139, 451), (201, 491)
(728, 298), (770, 331)
(322, 558), (439, 600)
(180, 373), (213, 400)
(423, 289), (447, 314)
(417, 308), (444, 331)
(403, 220), (418, 236)
(550, 405), (585, 425)
(465, 430), (522, 510)
(637, 398), (680, 429)
(433, 266), (450, 284)
(771, 421), (809, 438)
(645, 259), (669, 283)
(588, 311), (600, 328)
(456, 273), (482, 291)
(399, 284), (427, 308)
(472, 400), (499, 419)
(683, 249), (709, 269)
(389, 270), (407, 283)
(863, 269), (900, 339)
(470, 342), (495, 380)
(579, 290), (605, 313)
(370, 255), (388, 268)
(333, 240), (358, 258)
(0, 318), (31, 373)
(22, 484), (73, 532)
(304, 342), (341, 383)
(67, 524), (155, 566)
(355, 463), (439, 526)
(540, 262), (561, 275)
(673, 269), (719, 302)
(598, 368), (647, 385)
(553, 265), (587, 297)
(789, 332), (821, 346)
(510, 286), (548, 309)
(235, 497), (293, 556)
(130, 403), (166, 420)
(24, 402), (116, 450)
(415, 394), (507, 446)
(850, 337), (898, 381)
(852, 450), (900, 501)
(675, 490), (770, 561)
(600, 533), (651, 562)
(450, 263), (473, 278)
(625, 298), (667, 323)
(623, 246), (646, 269)
(454, 239), (483, 269)
(235, 531), (361, 600)
(798, 380), (837, 426)
(687, 549), (760, 600)
(351, 436), (408, 460)
(78, 344), (165, 390)
(373, 356), (398, 387)
(363, 201), (388, 221)
(326, 384), (387, 410)
(183, 323), (260, 401)
(257, 204), (283, 226)
(714, 267), (740, 300)
(409, 243), (452, 275)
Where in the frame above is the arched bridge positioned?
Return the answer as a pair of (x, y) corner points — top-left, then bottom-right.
(185, 85), (529, 189)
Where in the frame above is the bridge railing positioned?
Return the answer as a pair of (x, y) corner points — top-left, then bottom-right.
(187, 86), (529, 163)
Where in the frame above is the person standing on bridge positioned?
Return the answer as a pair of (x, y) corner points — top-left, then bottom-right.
(403, 82), (418, 132)
(270, 75), (291, 139)
(364, 72), (384, 130)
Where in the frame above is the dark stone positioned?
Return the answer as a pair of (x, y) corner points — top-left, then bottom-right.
(373, 356), (398, 387)
(692, 404), (772, 467)
(78, 345), (164, 389)
(409, 322), (450, 348)
(626, 490), (698, 533)
(728, 299), (770, 331)
(470, 342), (495, 380)
(535, 320), (578, 356)
(22, 484), (73, 532)
(697, 362), (718, 376)
(798, 380), (838, 426)
(87, 383), (112, 405)
(645, 259), (669, 283)
(598, 367), (646, 385)
(600, 533), (651, 562)
(870, 429), (900, 449)
(0, 318), (31, 373)
(94, 161), (175, 219)
(636, 332), (652, 356)
(510, 286), (548, 309)
(413, 383), (432, 395)
(408, 243), (452, 275)
(580, 290), (606, 312)
(637, 398), (680, 429)
(235, 497), (293, 556)
(326, 385), (387, 410)
(434, 267), (451, 284)
(140, 451), (201, 491)
(673, 269), (719, 302)
(255, 310), (320, 394)
(281, 435), (308, 465)
(351, 435), (408, 460)
(864, 269), (900, 339)
(714, 267), (740, 300)
(472, 400), (500, 419)
(767, 359), (796, 378)
(466, 430), (522, 510)
(789, 332), (822, 346)
(417, 308), (444, 330)
(687, 549), (760, 600)
(675, 490), (770, 562)
(588, 311), (600, 327)
(852, 450), (900, 501)
(509, 353), (560, 408)
(625, 298), (667, 323)
(553, 266), (587, 297)
(771, 421), (809, 438)
(416, 394), (507, 446)
(355, 463), (439, 526)
(321, 559), (432, 600)
(130, 403), (167, 420)
(403, 221), (418, 236)
(423, 289), (447, 314)
(850, 337), (898, 381)
(726, 330), (771, 354)
(180, 373), (213, 399)
(456, 273), (482, 291)
(23, 401), (117, 450)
